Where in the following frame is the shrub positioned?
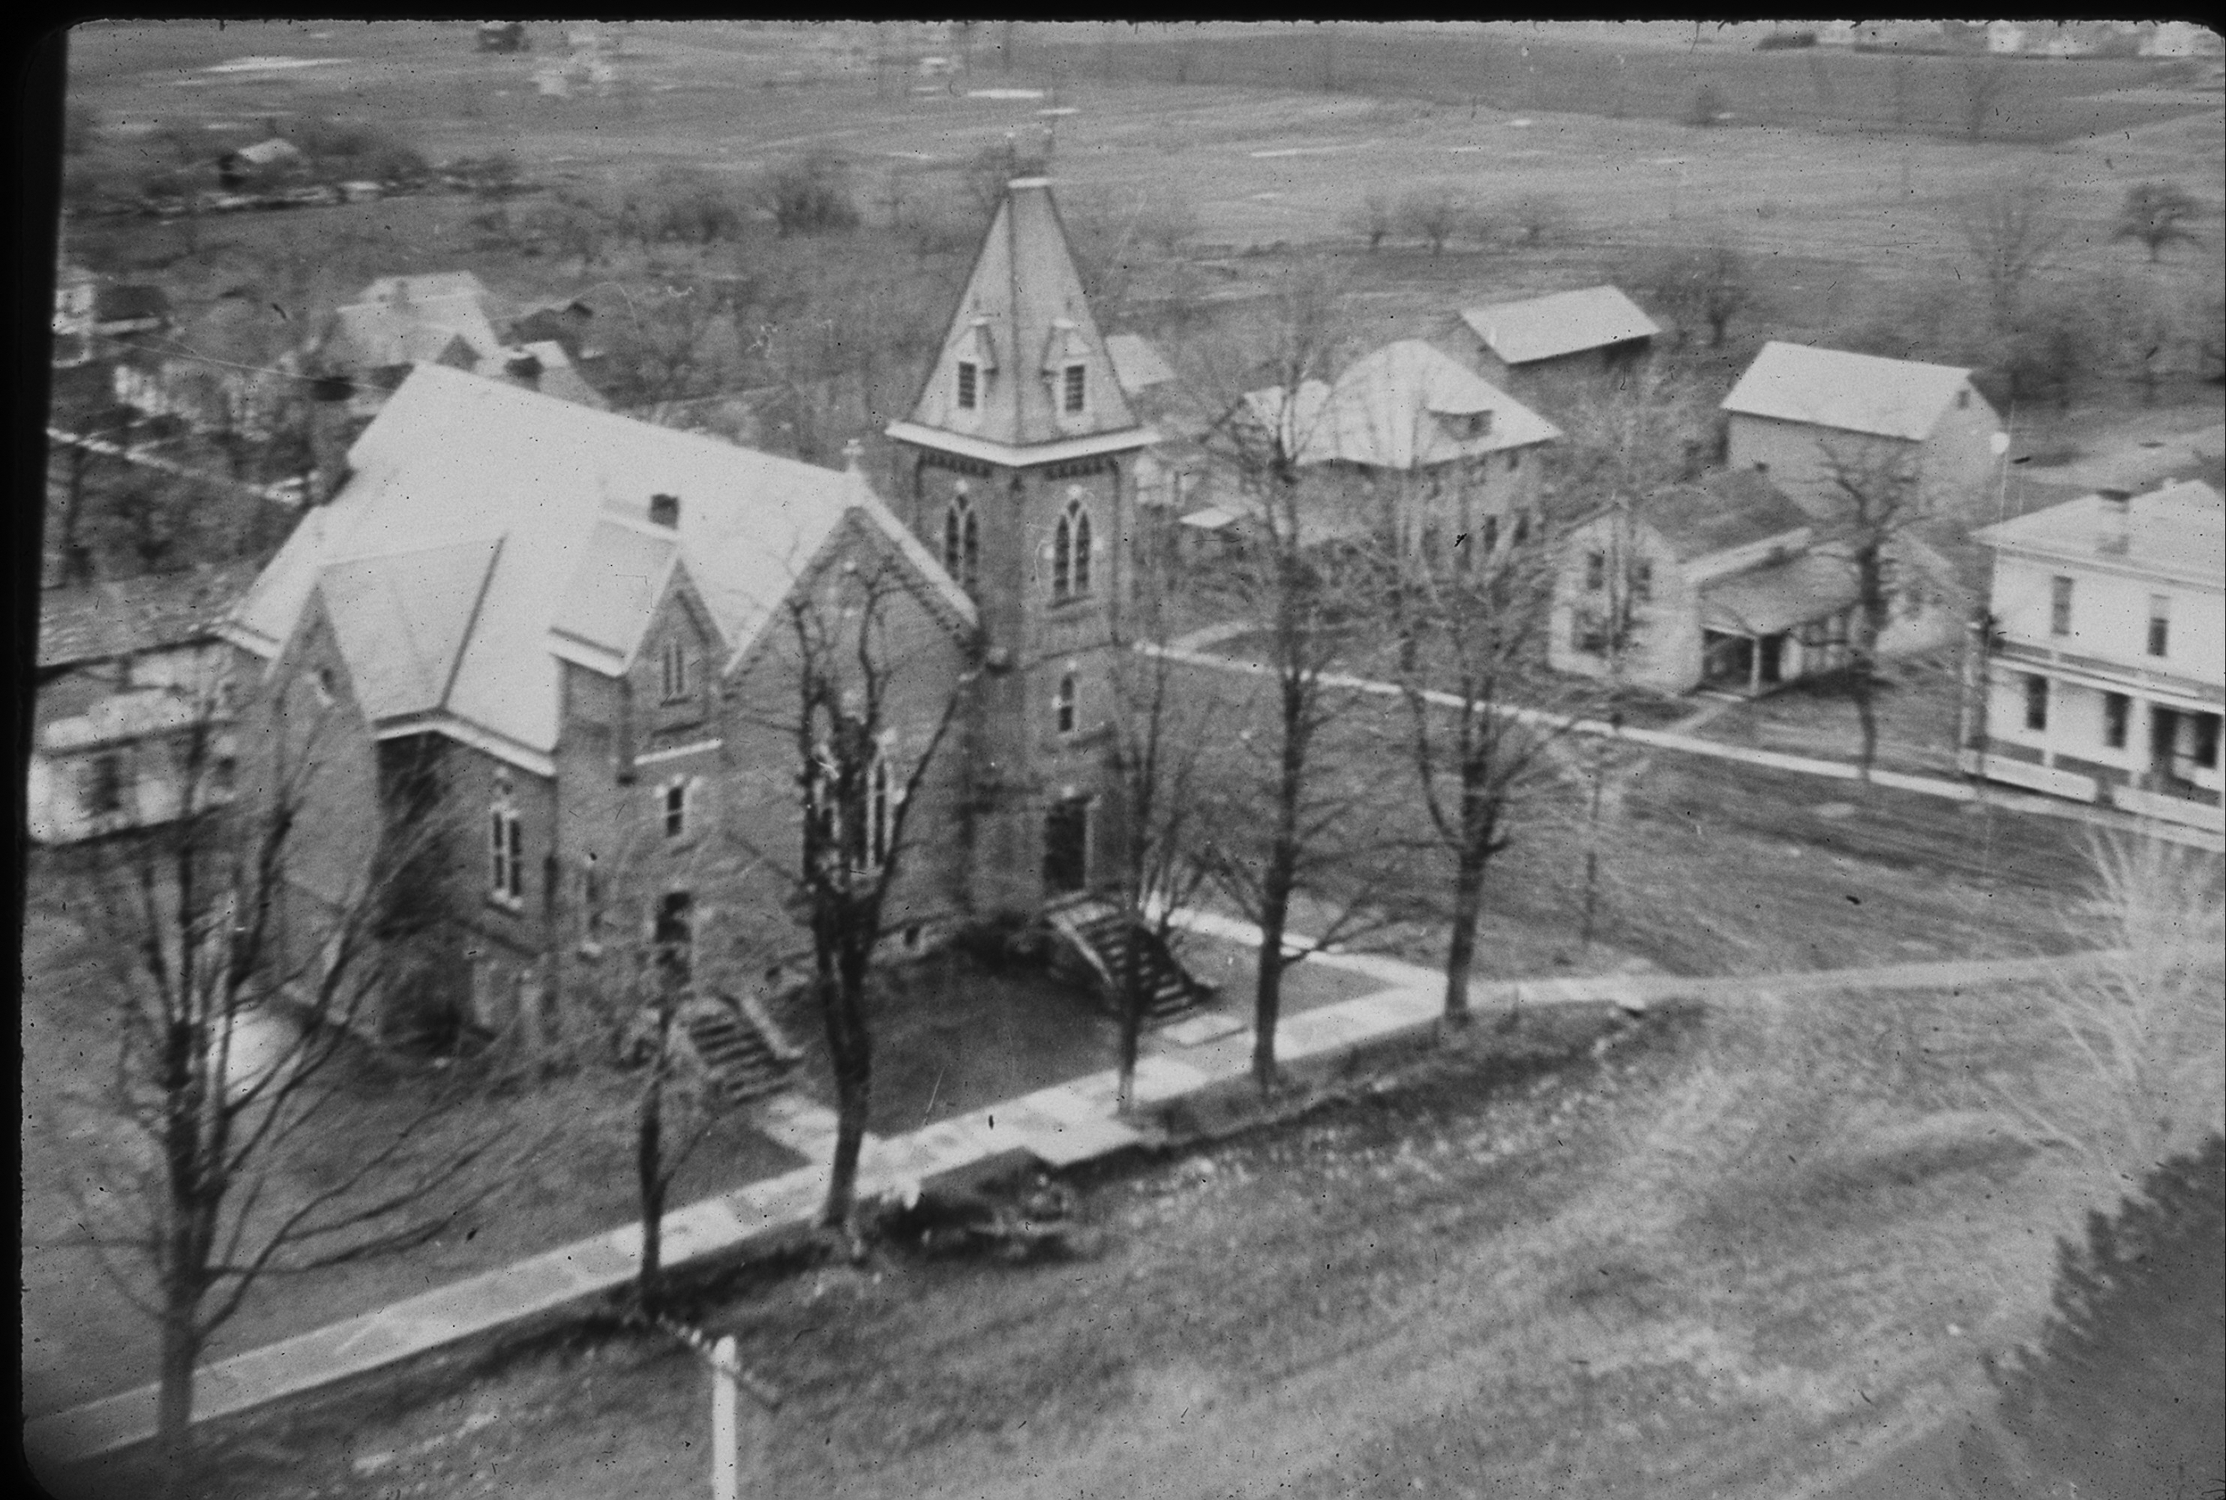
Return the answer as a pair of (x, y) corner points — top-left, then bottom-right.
(759, 149), (859, 238)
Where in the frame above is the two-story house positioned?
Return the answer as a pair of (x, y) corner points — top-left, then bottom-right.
(1722, 341), (2005, 522)
(1963, 480), (2223, 831)
(1548, 470), (1956, 696)
(1237, 338), (1560, 558)
(1458, 285), (1658, 410)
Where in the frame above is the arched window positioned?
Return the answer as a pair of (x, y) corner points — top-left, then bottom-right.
(1053, 495), (1092, 602)
(943, 490), (978, 591)
(489, 786), (524, 907)
(659, 636), (688, 703)
(1055, 672), (1078, 735)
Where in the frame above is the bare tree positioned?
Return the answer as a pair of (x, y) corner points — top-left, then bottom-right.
(1390, 511), (1573, 1025)
(1501, 192), (1572, 249)
(1812, 438), (1929, 783)
(57, 674), (510, 1495)
(1189, 263), (1411, 1093)
(730, 537), (972, 1248)
(1633, 238), (1755, 350)
(1344, 192), (1393, 253)
(2111, 181), (2205, 264)
(1398, 187), (1468, 257)
(1962, 173), (2066, 331)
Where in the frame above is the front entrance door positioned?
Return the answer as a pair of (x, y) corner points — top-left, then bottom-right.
(655, 891), (693, 990)
(1702, 631), (1752, 689)
(1758, 633), (1784, 687)
(1043, 797), (1090, 896)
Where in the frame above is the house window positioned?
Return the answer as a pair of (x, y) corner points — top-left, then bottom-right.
(1062, 363), (1087, 414)
(943, 491), (979, 591)
(1956, 389), (1971, 409)
(1632, 560), (1654, 604)
(867, 750), (895, 869)
(490, 799), (524, 906)
(662, 778), (690, 839)
(806, 736), (902, 872)
(956, 359), (978, 411)
(2185, 714), (2221, 776)
(1053, 497), (1093, 602)
(1506, 448), (1520, 473)
(1482, 516), (1499, 554)
(660, 636), (689, 703)
(84, 753), (125, 817)
(2049, 576), (2073, 636)
(2147, 595), (2169, 658)
(1584, 550), (1606, 592)
(1575, 611), (1610, 656)
(2023, 674), (2049, 733)
(1514, 511), (1531, 546)
(1055, 672), (1078, 735)
(2103, 693), (2129, 751)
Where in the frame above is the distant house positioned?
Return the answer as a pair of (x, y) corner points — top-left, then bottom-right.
(1547, 470), (1955, 696)
(52, 267), (171, 369)
(1459, 285), (1658, 406)
(496, 342), (609, 410)
(318, 274), (572, 417)
(1721, 341), (2004, 522)
(1963, 480), (2223, 830)
(1237, 338), (1560, 557)
(216, 137), (305, 190)
(509, 298), (603, 365)
(31, 563), (260, 844)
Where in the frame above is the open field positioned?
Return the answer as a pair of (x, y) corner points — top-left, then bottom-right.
(58, 968), (2184, 1500)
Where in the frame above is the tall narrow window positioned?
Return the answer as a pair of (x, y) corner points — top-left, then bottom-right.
(662, 778), (689, 839)
(943, 491), (978, 591)
(660, 636), (688, 703)
(84, 753), (125, 817)
(490, 799), (524, 905)
(1062, 363), (1086, 414)
(2103, 692), (2129, 750)
(1482, 516), (1499, 555)
(2147, 595), (2170, 658)
(1055, 673), (1078, 735)
(956, 360), (978, 410)
(867, 752), (893, 869)
(1632, 559), (1654, 605)
(2049, 576), (2073, 636)
(1585, 550), (1606, 592)
(1053, 498), (1093, 601)
(579, 855), (605, 951)
(2023, 674), (2049, 733)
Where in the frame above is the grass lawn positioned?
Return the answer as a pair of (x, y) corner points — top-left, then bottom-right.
(1692, 650), (1968, 780)
(84, 960), (2190, 1500)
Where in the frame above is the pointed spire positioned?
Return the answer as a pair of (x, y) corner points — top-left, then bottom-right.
(895, 177), (1141, 453)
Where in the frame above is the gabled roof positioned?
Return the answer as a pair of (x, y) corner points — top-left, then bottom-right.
(1605, 470), (1811, 563)
(1973, 479), (2224, 589)
(322, 294), (505, 374)
(550, 518), (683, 664)
(900, 178), (1140, 449)
(1722, 341), (1978, 442)
(39, 561), (261, 670)
(314, 538), (502, 720)
(229, 364), (975, 759)
(501, 341), (609, 410)
(1105, 333), (1176, 396)
(1702, 553), (1862, 637)
(1244, 340), (1560, 471)
(1460, 286), (1658, 366)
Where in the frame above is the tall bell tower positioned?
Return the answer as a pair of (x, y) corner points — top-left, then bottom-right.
(886, 178), (1155, 914)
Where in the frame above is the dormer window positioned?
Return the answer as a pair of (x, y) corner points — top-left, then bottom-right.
(957, 360), (979, 411)
(1063, 363), (1087, 414)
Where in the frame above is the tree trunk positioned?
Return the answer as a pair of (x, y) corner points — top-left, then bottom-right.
(1115, 914), (1143, 1115)
(818, 963), (872, 1243)
(1252, 896), (1287, 1095)
(636, 1066), (665, 1313)
(1852, 649), (1880, 784)
(155, 1297), (200, 1499)
(1443, 852), (1486, 1026)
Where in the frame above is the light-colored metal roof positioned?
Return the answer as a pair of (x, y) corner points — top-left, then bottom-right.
(1244, 340), (1560, 472)
(1721, 341), (1980, 442)
(1701, 552), (1862, 637)
(230, 364), (975, 756)
(1973, 479), (2224, 588)
(1460, 286), (1658, 366)
(1105, 333), (1176, 395)
(314, 538), (502, 720)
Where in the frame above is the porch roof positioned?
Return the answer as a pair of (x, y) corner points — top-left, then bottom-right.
(1701, 553), (1859, 638)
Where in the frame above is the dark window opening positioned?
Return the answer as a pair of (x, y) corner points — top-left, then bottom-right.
(2147, 596), (2170, 658)
(956, 360), (978, 410)
(2103, 693), (2129, 750)
(2024, 674), (2049, 732)
(2050, 576), (2073, 637)
(1062, 363), (1086, 414)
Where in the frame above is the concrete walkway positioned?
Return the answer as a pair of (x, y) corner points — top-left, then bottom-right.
(22, 923), (2138, 1467)
(1144, 643), (2226, 852)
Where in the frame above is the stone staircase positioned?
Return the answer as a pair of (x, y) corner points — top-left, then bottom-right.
(1042, 895), (1217, 1025)
(679, 992), (801, 1105)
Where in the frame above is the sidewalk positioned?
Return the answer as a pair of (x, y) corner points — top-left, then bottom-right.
(20, 924), (2138, 1468)
(1145, 643), (2225, 852)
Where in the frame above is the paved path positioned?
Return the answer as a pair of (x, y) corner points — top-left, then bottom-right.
(20, 922), (2142, 1468)
(1144, 643), (2225, 852)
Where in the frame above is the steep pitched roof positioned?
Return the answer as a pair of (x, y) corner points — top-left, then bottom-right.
(1245, 340), (1560, 471)
(1460, 286), (1658, 366)
(313, 538), (501, 720)
(899, 178), (1140, 449)
(1722, 341), (1977, 442)
(1973, 479), (2224, 589)
(39, 562), (261, 670)
(1635, 470), (1812, 562)
(229, 364), (974, 758)
(1105, 333), (1176, 396)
